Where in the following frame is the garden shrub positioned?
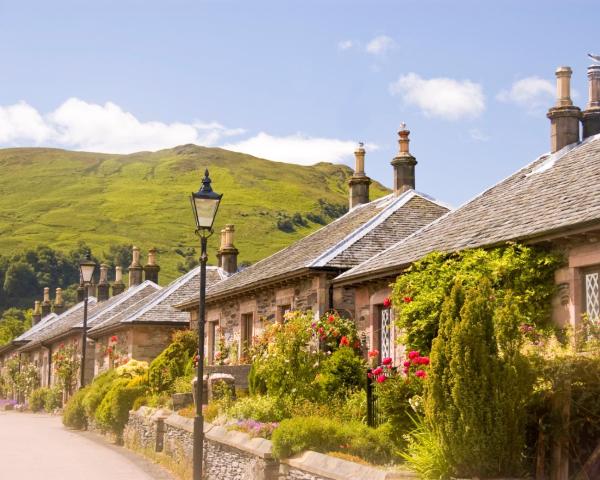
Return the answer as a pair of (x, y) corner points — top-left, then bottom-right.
(227, 395), (290, 422)
(271, 416), (394, 464)
(82, 369), (117, 418)
(149, 330), (197, 393)
(115, 359), (148, 379)
(29, 387), (49, 412)
(63, 387), (88, 430)
(95, 377), (146, 435)
(172, 375), (193, 394)
(392, 245), (563, 352)
(316, 346), (365, 399)
(44, 386), (63, 412)
(424, 280), (533, 478)
(248, 362), (267, 395)
(132, 395), (148, 411)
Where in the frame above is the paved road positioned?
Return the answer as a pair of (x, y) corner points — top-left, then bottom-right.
(0, 411), (174, 480)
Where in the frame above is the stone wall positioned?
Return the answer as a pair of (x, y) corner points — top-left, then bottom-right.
(123, 407), (417, 480)
(205, 364), (251, 389)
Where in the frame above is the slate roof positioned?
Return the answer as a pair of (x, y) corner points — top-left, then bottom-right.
(88, 266), (226, 336)
(177, 190), (449, 304)
(336, 134), (600, 284)
(13, 313), (58, 342)
(20, 281), (160, 351)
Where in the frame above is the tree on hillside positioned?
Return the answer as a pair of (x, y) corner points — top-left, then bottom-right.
(3, 262), (39, 306)
(0, 308), (32, 345)
(102, 244), (133, 277)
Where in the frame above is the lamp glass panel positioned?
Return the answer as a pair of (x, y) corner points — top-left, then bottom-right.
(80, 264), (95, 283)
(193, 197), (220, 229)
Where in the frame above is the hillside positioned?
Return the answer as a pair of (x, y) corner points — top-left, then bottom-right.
(0, 145), (389, 283)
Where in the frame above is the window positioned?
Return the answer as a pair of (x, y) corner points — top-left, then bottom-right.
(378, 305), (392, 362)
(240, 313), (254, 358)
(584, 269), (600, 323)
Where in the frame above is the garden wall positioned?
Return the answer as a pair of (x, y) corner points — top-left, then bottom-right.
(124, 407), (415, 480)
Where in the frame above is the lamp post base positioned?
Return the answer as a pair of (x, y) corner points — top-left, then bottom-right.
(193, 415), (205, 480)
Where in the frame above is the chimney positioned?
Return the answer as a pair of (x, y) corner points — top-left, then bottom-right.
(112, 266), (126, 296)
(143, 248), (160, 284)
(582, 63), (600, 139)
(53, 288), (65, 315)
(32, 301), (42, 326)
(216, 229), (226, 267)
(547, 66), (581, 153)
(97, 264), (110, 301)
(391, 124), (417, 195)
(219, 224), (238, 275)
(41, 287), (51, 317)
(348, 142), (371, 209)
(77, 282), (85, 303)
(128, 246), (143, 287)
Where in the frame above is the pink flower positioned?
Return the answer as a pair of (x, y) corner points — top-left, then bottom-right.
(383, 297), (391, 308)
(402, 366), (410, 374)
(368, 350), (379, 358)
(382, 357), (392, 366)
(376, 374), (386, 383)
(318, 327), (324, 334)
(415, 370), (427, 378)
(418, 356), (430, 365)
(372, 366), (383, 376)
(408, 350), (420, 360)
(403, 360), (411, 367)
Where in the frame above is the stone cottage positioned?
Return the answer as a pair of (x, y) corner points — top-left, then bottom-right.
(176, 130), (450, 364)
(335, 63), (600, 351)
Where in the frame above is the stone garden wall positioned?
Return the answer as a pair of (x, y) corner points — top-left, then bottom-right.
(124, 407), (417, 480)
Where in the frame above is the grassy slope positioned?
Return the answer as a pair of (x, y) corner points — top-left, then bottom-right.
(0, 145), (389, 283)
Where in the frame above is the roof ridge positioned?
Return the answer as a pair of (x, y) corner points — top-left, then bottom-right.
(310, 191), (419, 267)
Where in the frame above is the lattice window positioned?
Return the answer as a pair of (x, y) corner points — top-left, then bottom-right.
(380, 308), (392, 360)
(586, 272), (600, 323)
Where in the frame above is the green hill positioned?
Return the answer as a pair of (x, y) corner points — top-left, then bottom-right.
(0, 144), (389, 283)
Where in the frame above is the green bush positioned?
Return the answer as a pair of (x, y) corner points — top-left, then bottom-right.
(172, 375), (193, 394)
(82, 369), (117, 418)
(44, 386), (63, 412)
(316, 347), (365, 399)
(63, 387), (88, 430)
(95, 377), (146, 435)
(227, 395), (290, 422)
(271, 416), (394, 464)
(149, 330), (197, 393)
(248, 362), (267, 395)
(424, 280), (532, 478)
(29, 387), (49, 412)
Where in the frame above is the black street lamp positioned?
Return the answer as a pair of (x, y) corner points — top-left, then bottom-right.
(190, 169), (222, 480)
(79, 253), (96, 388)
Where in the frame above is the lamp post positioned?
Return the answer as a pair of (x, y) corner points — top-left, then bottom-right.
(190, 169), (222, 480)
(79, 254), (96, 388)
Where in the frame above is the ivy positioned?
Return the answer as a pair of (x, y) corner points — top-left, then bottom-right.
(391, 243), (564, 353)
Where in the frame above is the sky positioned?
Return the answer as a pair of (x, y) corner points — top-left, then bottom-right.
(0, 0), (598, 206)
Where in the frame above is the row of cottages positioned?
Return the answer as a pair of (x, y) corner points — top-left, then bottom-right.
(176, 128), (451, 363)
(0, 243), (230, 389)
(176, 61), (600, 366)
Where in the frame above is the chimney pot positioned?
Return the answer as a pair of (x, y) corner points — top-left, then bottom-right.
(348, 142), (371, 209)
(220, 225), (239, 275)
(53, 288), (65, 315)
(112, 266), (126, 296)
(33, 300), (42, 326)
(41, 287), (51, 317)
(391, 124), (417, 195)
(143, 248), (160, 284)
(128, 246), (143, 287)
(97, 264), (110, 301)
(547, 66), (581, 152)
(582, 64), (600, 139)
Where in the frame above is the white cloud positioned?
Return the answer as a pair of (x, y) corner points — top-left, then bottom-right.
(365, 35), (395, 55)
(0, 98), (365, 166)
(0, 98), (245, 153)
(337, 40), (354, 51)
(469, 128), (490, 142)
(222, 132), (374, 166)
(389, 73), (485, 120)
(497, 77), (554, 112)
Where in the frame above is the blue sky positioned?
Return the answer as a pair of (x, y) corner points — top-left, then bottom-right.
(0, 0), (598, 206)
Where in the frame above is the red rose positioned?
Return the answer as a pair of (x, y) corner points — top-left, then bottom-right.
(339, 336), (350, 347)
(110, 335), (118, 343)
(353, 340), (361, 349)
(376, 374), (386, 383)
(403, 296), (413, 303)
(402, 366), (410, 374)
(318, 327), (324, 334)
(403, 360), (411, 367)
(368, 350), (379, 358)
(382, 357), (392, 366)
(383, 298), (391, 308)
(328, 315), (335, 324)
(408, 350), (420, 360)
(418, 356), (430, 365)
(372, 366), (383, 376)
(415, 370), (427, 378)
